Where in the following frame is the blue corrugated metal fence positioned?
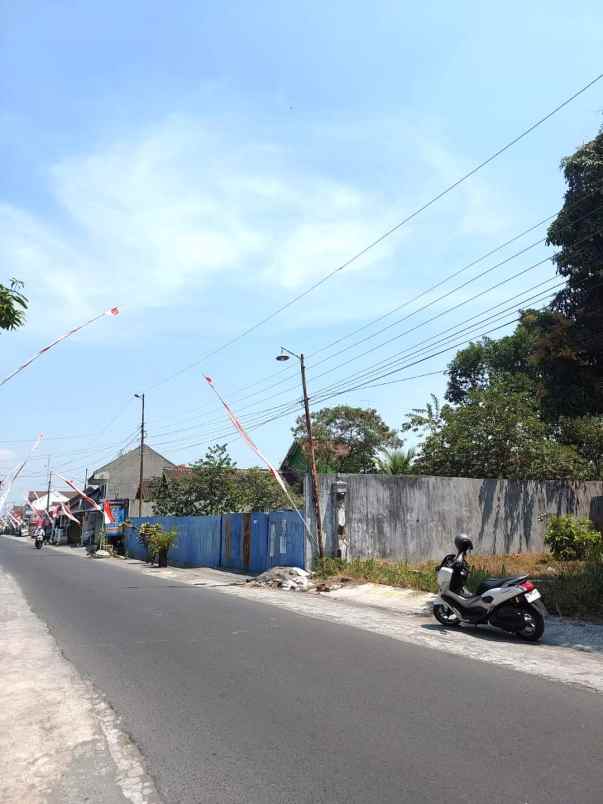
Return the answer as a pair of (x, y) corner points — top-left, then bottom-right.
(126, 510), (306, 572)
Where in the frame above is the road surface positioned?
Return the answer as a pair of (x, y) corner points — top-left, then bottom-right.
(1, 537), (601, 804)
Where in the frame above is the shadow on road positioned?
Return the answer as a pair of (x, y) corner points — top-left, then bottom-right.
(422, 621), (603, 653)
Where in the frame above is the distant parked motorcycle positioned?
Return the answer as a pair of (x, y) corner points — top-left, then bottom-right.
(433, 535), (546, 641)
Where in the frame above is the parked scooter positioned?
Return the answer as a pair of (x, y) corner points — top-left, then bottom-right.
(433, 535), (546, 641)
(34, 527), (45, 550)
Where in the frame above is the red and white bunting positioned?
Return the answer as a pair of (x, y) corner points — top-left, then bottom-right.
(0, 308), (120, 387)
(55, 474), (103, 513)
(60, 503), (80, 526)
(0, 434), (43, 517)
(30, 489), (54, 523)
(203, 374), (314, 545)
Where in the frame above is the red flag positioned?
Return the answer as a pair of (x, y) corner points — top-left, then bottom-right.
(103, 500), (115, 525)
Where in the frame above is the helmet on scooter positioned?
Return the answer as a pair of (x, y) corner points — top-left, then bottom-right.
(454, 534), (473, 554)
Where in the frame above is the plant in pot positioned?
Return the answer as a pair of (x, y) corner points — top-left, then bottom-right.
(137, 522), (157, 563)
(149, 526), (178, 567)
(138, 523), (178, 567)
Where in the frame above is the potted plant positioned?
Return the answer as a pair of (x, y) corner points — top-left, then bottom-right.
(150, 526), (178, 568)
(138, 522), (178, 567)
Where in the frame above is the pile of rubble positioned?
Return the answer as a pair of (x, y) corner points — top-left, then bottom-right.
(250, 566), (314, 591)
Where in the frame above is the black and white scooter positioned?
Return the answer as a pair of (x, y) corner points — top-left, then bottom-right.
(433, 535), (546, 641)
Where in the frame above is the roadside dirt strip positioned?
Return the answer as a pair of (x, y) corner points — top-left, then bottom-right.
(0, 565), (161, 804)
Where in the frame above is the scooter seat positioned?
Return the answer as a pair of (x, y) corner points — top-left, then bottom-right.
(476, 576), (526, 595)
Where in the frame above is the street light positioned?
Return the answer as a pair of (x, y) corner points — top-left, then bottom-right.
(275, 347), (324, 559)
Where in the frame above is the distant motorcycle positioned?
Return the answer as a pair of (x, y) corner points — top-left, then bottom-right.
(433, 535), (546, 641)
(34, 528), (45, 550)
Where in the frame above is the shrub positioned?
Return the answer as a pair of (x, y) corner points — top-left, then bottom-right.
(544, 515), (603, 561)
(138, 523), (178, 566)
(137, 523), (159, 562)
(149, 527), (178, 567)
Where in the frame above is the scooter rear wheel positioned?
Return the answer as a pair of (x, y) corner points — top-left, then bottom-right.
(433, 603), (460, 626)
(518, 608), (544, 642)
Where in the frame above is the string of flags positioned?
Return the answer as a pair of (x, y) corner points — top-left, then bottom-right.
(0, 307), (119, 388)
(0, 433), (44, 517)
(203, 374), (316, 547)
(54, 474), (115, 525)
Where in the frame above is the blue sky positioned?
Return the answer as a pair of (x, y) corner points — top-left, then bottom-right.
(1, 1), (602, 502)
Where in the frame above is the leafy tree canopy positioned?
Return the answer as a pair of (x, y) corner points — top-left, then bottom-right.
(0, 279), (28, 331)
(150, 443), (297, 516)
(292, 405), (401, 474)
(404, 387), (589, 480)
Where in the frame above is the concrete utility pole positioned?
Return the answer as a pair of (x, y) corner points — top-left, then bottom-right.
(134, 393), (145, 517)
(275, 348), (324, 559)
(45, 460), (52, 523)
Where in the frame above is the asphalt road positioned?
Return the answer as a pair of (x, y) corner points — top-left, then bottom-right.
(1, 537), (602, 804)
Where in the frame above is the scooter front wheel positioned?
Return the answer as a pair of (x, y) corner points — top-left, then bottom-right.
(433, 603), (460, 626)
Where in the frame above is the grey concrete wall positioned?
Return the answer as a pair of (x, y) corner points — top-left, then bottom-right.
(305, 474), (603, 563)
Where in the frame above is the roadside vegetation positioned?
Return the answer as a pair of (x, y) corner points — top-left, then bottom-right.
(314, 547), (603, 622)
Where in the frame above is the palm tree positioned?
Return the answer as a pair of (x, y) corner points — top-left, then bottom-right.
(374, 448), (416, 475)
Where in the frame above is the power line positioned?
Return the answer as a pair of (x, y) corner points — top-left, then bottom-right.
(144, 72), (603, 393)
(147, 247), (558, 442)
(145, 273), (571, 452)
(144, 181), (603, 437)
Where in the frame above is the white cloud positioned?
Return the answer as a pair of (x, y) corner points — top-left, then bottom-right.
(0, 116), (513, 339)
(0, 448), (16, 464)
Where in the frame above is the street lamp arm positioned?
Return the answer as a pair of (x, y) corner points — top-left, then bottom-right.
(279, 346), (301, 361)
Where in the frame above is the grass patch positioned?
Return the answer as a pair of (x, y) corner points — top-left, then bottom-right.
(314, 557), (438, 593)
(539, 563), (603, 621)
(314, 553), (603, 621)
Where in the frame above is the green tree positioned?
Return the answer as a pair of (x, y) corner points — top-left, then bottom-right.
(292, 405), (401, 474)
(446, 324), (537, 406)
(0, 279), (28, 331)
(547, 126), (603, 322)
(446, 306), (602, 424)
(558, 415), (603, 478)
(404, 385), (588, 480)
(150, 443), (295, 516)
(543, 126), (603, 416)
(374, 447), (416, 475)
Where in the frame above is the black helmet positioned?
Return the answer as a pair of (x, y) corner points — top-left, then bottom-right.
(454, 534), (473, 554)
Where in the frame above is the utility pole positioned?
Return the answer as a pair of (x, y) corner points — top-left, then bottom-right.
(134, 393), (145, 517)
(300, 354), (325, 559)
(46, 458), (52, 533)
(276, 348), (324, 559)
